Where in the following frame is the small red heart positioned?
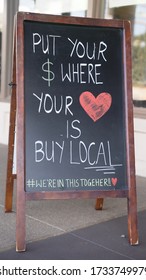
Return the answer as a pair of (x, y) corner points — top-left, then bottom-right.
(112, 178), (118, 187)
(79, 91), (112, 122)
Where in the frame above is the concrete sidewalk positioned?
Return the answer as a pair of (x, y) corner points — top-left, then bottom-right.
(0, 143), (146, 259)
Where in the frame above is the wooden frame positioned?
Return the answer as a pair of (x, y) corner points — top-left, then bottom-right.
(5, 12), (138, 251)
(5, 29), (17, 213)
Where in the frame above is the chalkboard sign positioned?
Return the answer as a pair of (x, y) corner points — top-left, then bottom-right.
(12, 13), (138, 250)
(23, 19), (128, 193)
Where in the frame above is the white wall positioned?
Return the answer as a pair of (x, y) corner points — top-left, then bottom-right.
(0, 0), (4, 30)
(134, 118), (146, 177)
(19, 0), (88, 15)
(0, 102), (10, 144)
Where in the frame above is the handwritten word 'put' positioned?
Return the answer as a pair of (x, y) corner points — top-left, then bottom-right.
(33, 33), (61, 55)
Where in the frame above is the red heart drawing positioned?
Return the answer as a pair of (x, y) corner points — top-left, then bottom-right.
(79, 91), (112, 122)
(112, 178), (118, 187)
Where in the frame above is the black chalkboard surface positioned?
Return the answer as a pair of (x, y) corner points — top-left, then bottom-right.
(24, 20), (127, 193)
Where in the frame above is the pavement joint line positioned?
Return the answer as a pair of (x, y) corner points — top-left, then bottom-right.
(25, 214), (66, 233)
(25, 215), (136, 260)
(26, 212), (134, 260)
(0, 202), (66, 233)
(23, 213), (135, 260)
(69, 232), (135, 260)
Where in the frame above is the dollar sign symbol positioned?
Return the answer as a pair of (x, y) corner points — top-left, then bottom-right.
(42, 58), (55, 87)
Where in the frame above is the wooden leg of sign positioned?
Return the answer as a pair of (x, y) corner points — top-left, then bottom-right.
(127, 194), (139, 245)
(16, 106), (26, 251)
(95, 198), (104, 210)
(16, 150), (26, 251)
(16, 190), (26, 252)
(5, 87), (16, 212)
